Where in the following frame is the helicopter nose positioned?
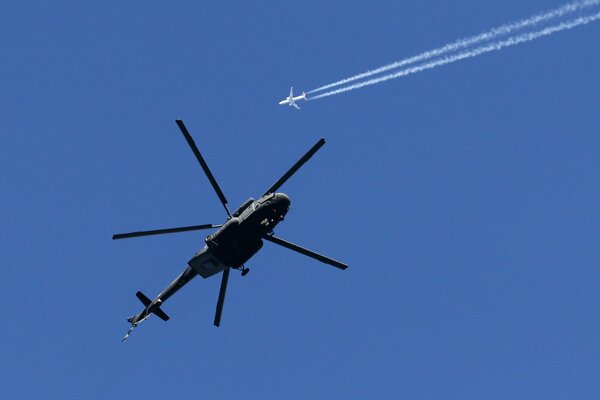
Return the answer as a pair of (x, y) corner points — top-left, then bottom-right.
(275, 193), (291, 208)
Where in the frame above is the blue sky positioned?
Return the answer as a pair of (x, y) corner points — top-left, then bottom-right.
(1, 1), (599, 398)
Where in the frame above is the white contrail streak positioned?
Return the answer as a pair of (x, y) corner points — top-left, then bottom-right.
(308, 0), (600, 94)
(309, 11), (600, 100)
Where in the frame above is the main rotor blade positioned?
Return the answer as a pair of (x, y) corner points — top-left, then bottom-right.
(263, 234), (348, 270)
(175, 119), (231, 217)
(263, 138), (326, 196)
(213, 267), (230, 327)
(112, 224), (221, 240)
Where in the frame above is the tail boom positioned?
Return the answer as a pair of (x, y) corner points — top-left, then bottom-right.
(122, 266), (197, 341)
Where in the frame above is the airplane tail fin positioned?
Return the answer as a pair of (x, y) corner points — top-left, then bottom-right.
(302, 91), (307, 100)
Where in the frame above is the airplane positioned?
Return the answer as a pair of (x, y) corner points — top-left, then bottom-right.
(278, 86), (307, 110)
(114, 120), (348, 341)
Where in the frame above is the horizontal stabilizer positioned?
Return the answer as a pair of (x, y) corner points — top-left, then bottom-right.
(135, 291), (170, 321)
(135, 291), (152, 307)
(135, 292), (152, 307)
(152, 306), (170, 322)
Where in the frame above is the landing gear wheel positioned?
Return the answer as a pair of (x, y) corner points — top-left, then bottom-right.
(241, 268), (250, 277)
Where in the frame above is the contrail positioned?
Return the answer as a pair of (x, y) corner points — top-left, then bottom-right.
(309, 11), (600, 100)
(308, 0), (600, 95)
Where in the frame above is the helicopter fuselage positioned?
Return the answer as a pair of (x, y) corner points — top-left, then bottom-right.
(130, 192), (292, 326)
(189, 192), (291, 277)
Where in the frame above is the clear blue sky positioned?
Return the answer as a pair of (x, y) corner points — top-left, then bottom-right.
(1, 1), (599, 399)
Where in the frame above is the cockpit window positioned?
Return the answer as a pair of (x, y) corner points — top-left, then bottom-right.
(258, 194), (274, 204)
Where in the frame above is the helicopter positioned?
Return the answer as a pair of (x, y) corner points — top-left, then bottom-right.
(114, 120), (348, 341)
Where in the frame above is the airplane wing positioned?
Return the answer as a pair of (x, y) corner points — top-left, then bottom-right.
(293, 103), (301, 110)
(289, 86), (294, 98)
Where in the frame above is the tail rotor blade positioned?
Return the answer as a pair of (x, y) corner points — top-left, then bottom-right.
(175, 119), (231, 217)
(214, 267), (230, 327)
(263, 138), (325, 196)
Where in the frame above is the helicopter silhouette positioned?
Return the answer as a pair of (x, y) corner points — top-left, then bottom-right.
(114, 120), (347, 341)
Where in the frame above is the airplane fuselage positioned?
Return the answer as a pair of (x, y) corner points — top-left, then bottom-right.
(278, 87), (307, 109)
(278, 94), (307, 106)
